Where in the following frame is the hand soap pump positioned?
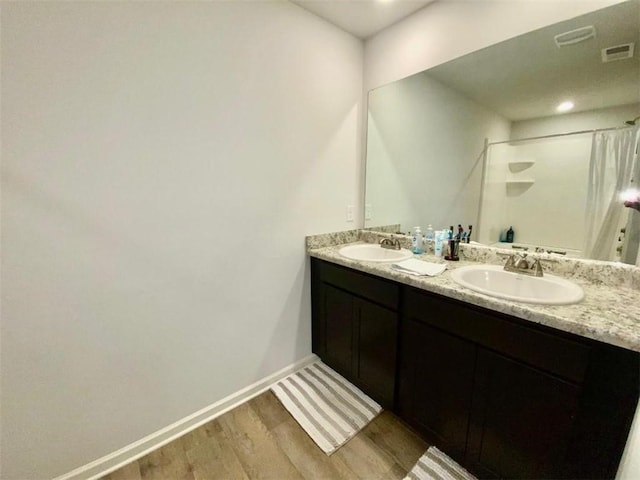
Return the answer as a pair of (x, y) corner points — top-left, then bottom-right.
(412, 226), (424, 254)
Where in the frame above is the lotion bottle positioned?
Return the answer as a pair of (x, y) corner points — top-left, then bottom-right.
(434, 230), (445, 256)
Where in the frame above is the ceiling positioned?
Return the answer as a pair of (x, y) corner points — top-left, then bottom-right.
(290, 0), (639, 121)
(290, 0), (434, 39)
(425, 1), (640, 121)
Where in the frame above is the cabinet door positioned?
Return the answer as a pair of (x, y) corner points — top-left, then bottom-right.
(398, 317), (476, 462)
(354, 299), (398, 408)
(321, 284), (355, 378)
(466, 349), (581, 479)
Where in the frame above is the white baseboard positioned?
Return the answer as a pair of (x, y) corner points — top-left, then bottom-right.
(54, 354), (319, 480)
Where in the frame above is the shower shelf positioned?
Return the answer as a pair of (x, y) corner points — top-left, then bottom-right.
(506, 180), (535, 185)
(506, 179), (534, 196)
(508, 161), (535, 172)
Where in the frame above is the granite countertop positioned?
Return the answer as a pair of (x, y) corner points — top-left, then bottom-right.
(308, 240), (640, 353)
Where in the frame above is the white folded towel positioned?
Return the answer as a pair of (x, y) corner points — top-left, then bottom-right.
(392, 259), (447, 276)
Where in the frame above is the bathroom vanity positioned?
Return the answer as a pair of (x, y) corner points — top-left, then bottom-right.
(308, 235), (640, 479)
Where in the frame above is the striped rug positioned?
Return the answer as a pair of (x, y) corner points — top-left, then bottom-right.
(271, 361), (382, 455)
(405, 446), (476, 480)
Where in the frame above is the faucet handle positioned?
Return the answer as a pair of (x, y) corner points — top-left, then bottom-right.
(516, 253), (529, 269)
(379, 237), (392, 247)
(530, 257), (544, 277)
(380, 236), (401, 250)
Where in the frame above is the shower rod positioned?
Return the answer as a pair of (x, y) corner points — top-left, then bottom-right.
(487, 124), (636, 146)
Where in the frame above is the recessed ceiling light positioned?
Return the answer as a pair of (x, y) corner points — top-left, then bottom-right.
(554, 26), (596, 47)
(556, 101), (574, 113)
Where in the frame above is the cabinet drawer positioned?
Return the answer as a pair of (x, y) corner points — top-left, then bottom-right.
(313, 258), (399, 309)
(405, 288), (591, 384)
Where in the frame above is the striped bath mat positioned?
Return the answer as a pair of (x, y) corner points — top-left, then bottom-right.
(405, 446), (476, 480)
(271, 361), (382, 454)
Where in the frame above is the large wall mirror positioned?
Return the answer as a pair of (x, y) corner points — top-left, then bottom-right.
(365, 1), (640, 264)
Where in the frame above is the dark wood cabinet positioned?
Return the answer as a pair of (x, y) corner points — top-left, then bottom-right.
(355, 299), (398, 406)
(322, 284), (355, 375)
(311, 258), (399, 408)
(466, 349), (582, 478)
(310, 258), (639, 479)
(399, 286), (638, 479)
(398, 317), (476, 464)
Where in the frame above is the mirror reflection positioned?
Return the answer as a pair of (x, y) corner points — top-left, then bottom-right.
(364, 1), (640, 264)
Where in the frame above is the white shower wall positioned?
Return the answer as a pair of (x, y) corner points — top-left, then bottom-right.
(480, 136), (592, 252)
(480, 104), (640, 251)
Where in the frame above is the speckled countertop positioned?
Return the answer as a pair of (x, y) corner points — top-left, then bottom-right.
(306, 231), (640, 353)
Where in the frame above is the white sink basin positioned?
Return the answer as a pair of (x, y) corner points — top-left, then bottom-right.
(450, 264), (584, 305)
(339, 244), (413, 263)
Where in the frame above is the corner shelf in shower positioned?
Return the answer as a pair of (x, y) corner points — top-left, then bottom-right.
(508, 161), (535, 173)
(506, 179), (535, 185)
(506, 179), (534, 196)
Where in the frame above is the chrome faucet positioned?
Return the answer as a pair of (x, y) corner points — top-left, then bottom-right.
(380, 236), (401, 250)
(503, 253), (544, 277)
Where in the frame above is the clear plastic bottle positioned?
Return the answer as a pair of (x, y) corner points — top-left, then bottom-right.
(412, 226), (424, 254)
(425, 224), (434, 241)
(423, 225), (434, 253)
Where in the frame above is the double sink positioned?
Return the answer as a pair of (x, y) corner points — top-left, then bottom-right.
(338, 243), (584, 306)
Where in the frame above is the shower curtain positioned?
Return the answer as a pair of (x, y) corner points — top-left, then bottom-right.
(584, 126), (640, 263)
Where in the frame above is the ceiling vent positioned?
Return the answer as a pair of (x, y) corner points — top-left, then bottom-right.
(554, 26), (596, 47)
(602, 43), (635, 62)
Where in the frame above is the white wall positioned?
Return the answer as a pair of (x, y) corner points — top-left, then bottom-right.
(0, 2), (362, 478)
(366, 72), (510, 232)
(619, 402), (640, 480)
(478, 143), (510, 245)
(511, 103), (640, 139)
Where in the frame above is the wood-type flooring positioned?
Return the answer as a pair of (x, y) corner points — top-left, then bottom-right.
(101, 390), (428, 480)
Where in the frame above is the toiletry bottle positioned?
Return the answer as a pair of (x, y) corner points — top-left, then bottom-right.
(412, 226), (424, 254)
(425, 224), (434, 241)
(506, 226), (514, 243)
(434, 230), (444, 256)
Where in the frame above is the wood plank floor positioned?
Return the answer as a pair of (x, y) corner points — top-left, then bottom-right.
(101, 390), (429, 480)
